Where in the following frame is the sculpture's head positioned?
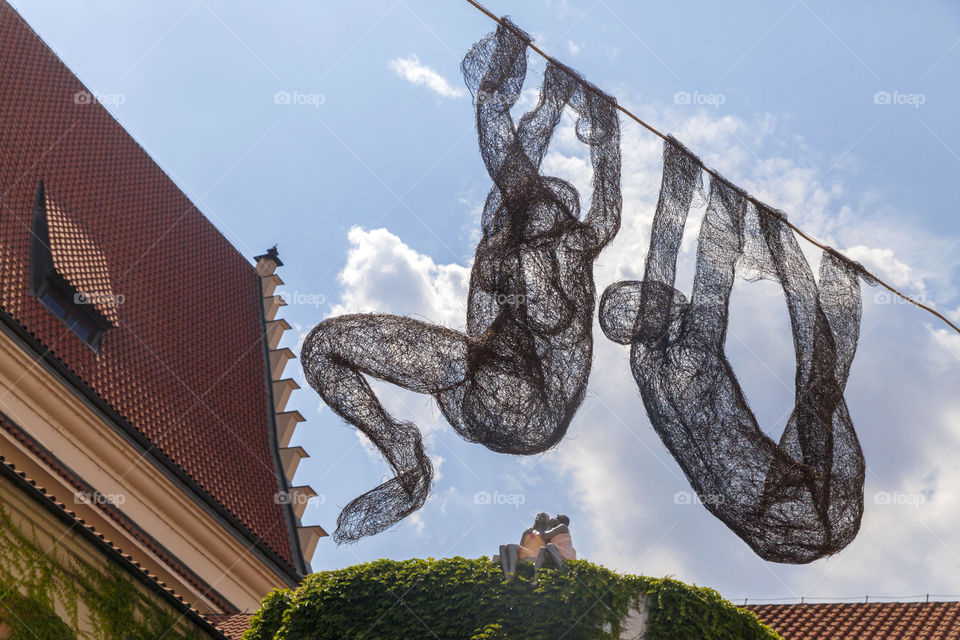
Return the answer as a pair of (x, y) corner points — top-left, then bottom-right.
(534, 512), (550, 530)
(548, 514), (569, 528)
(506, 175), (580, 242)
(599, 280), (688, 347)
(482, 176), (580, 243)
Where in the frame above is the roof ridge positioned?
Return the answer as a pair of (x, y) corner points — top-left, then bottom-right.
(0, 0), (257, 270)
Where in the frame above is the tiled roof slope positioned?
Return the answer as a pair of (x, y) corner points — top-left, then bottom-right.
(747, 602), (960, 639)
(207, 613), (254, 640)
(45, 192), (120, 324)
(0, 2), (296, 570)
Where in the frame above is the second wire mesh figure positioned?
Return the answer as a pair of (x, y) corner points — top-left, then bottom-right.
(600, 139), (868, 563)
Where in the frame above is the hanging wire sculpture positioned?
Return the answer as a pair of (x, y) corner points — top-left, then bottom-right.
(599, 139), (872, 563)
(302, 19), (621, 543)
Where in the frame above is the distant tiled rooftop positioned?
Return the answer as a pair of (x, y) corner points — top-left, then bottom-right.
(191, 600), (960, 639)
(208, 613), (254, 640)
(747, 601), (960, 639)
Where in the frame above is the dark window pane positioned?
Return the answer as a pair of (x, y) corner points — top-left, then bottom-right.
(39, 286), (100, 347)
(67, 315), (93, 342)
(40, 290), (68, 318)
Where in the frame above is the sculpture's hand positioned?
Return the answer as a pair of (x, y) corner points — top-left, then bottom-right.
(461, 19), (529, 111)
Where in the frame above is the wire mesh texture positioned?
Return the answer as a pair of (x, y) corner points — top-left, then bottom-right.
(302, 19), (621, 543)
(600, 139), (873, 563)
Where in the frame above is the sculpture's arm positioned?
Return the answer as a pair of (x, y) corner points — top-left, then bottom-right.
(514, 62), (576, 170)
(542, 524), (570, 542)
(581, 92), (622, 249)
(462, 21), (528, 188)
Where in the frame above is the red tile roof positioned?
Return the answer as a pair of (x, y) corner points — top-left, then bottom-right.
(0, 1), (298, 573)
(747, 602), (960, 639)
(208, 613), (255, 640)
(152, 601), (960, 639)
(45, 192), (120, 324)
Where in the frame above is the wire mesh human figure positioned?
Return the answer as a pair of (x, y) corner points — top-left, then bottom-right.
(599, 139), (866, 563)
(302, 20), (622, 543)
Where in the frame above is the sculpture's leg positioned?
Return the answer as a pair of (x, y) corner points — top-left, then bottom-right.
(531, 547), (543, 586)
(546, 543), (565, 571)
(504, 544), (521, 580)
(499, 545), (511, 578)
(532, 544), (564, 584)
(301, 314), (468, 543)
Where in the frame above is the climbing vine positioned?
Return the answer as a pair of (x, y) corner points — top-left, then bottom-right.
(0, 503), (203, 639)
(243, 557), (781, 640)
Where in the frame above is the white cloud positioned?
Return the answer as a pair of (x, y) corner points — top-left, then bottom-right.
(331, 226), (469, 328)
(604, 45), (622, 61)
(567, 40), (583, 55)
(515, 87), (541, 112)
(387, 54), (466, 99)
(930, 327), (960, 367)
(328, 226), (469, 448)
(844, 244), (924, 293)
(407, 511), (427, 535)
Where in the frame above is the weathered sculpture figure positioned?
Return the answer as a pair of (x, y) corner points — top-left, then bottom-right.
(599, 139), (868, 563)
(532, 514), (576, 585)
(498, 512), (577, 583)
(499, 512), (548, 580)
(302, 20), (621, 543)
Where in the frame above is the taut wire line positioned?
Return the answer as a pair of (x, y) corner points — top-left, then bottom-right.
(462, 0), (960, 335)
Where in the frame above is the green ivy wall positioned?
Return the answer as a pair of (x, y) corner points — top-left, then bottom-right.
(243, 557), (782, 640)
(0, 500), (205, 639)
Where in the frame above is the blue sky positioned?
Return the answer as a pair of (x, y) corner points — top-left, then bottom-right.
(12, 0), (960, 603)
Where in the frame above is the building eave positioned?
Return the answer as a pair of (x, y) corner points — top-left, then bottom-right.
(0, 304), (303, 587)
(0, 457), (230, 640)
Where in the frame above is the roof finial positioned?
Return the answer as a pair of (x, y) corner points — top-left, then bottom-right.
(254, 245), (283, 267)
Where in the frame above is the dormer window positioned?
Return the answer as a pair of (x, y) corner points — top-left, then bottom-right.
(37, 281), (101, 344)
(29, 181), (118, 350)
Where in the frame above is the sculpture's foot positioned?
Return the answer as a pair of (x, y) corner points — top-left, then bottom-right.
(333, 456), (432, 543)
